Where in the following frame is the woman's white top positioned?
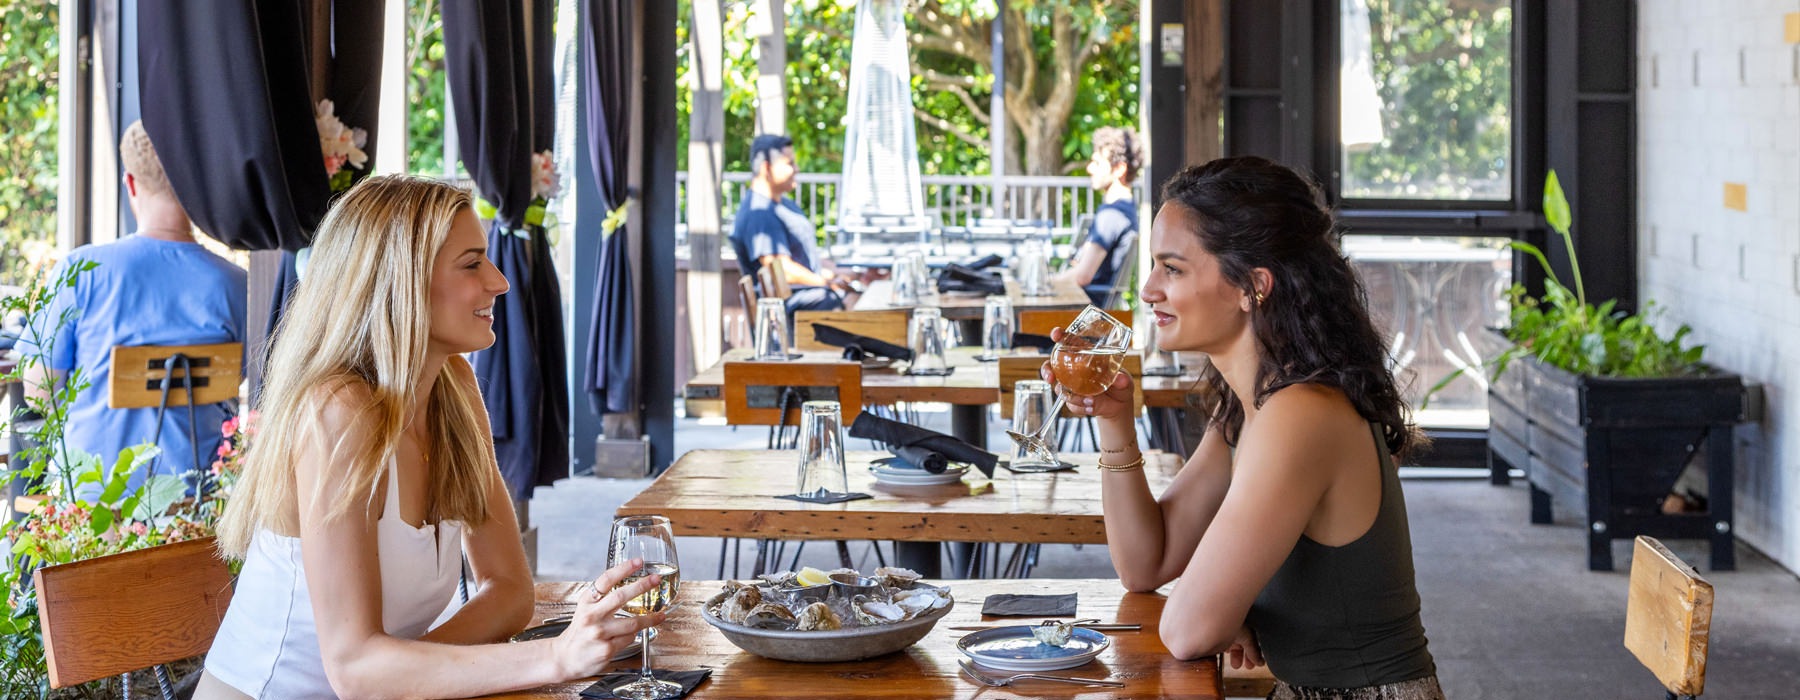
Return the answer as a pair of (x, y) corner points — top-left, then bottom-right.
(205, 458), (464, 699)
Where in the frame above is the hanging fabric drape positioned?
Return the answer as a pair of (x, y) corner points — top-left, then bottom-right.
(445, 0), (569, 499)
(138, 0), (331, 252)
(582, 0), (638, 416)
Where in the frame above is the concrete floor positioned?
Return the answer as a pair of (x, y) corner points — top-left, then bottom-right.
(529, 412), (1800, 699)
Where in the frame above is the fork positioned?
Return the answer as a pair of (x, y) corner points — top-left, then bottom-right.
(958, 659), (1125, 688)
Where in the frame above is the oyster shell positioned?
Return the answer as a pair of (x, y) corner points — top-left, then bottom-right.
(853, 598), (906, 626)
(757, 571), (799, 587)
(874, 566), (923, 589)
(743, 602), (798, 630)
(794, 601), (843, 631)
(718, 585), (764, 625)
(891, 587), (950, 617)
(1031, 619), (1076, 647)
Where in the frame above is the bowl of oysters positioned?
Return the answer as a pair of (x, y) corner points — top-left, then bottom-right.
(701, 566), (954, 662)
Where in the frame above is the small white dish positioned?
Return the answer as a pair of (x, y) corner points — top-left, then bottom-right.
(870, 463), (968, 486)
(957, 625), (1110, 672)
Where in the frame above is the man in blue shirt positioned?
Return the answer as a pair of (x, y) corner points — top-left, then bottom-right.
(729, 134), (852, 313)
(1055, 126), (1144, 306)
(18, 121), (248, 492)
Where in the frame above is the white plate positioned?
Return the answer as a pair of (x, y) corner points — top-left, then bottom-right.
(870, 463), (968, 485)
(957, 626), (1110, 672)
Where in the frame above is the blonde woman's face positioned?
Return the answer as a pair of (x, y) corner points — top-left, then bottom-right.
(428, 209), (510, 358)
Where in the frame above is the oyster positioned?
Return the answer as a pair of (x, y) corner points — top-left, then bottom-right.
(891, 587), (950, 617)
(743, 602), (798, 630)
(794, 601), (843, 631)
(874, 566), (923, 589)
(757, 571), (799, 587)
(853, 598), (906, 626)
(1031, 619), (1076, 647)
(718, 585), (764, 625)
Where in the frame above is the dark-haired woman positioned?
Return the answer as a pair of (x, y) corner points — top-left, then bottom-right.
(1053, 156), (1443, 699)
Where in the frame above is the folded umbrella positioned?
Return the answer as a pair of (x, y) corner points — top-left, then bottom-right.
(813, 323), (914, 362)
(849, 413), (999, 478)
(936, 263), (1006, 295)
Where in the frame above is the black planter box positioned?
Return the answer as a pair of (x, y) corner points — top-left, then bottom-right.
(1486, 349), (1743, 571)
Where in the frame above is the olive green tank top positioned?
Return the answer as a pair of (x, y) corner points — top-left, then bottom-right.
(1244, 424), (1436, 689)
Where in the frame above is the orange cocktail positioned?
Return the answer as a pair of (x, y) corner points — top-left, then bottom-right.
(1050, 341), (1127, 396)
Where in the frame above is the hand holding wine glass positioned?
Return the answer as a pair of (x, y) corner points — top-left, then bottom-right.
(550, 557), (667, 680)
(607, 515), (683, 700)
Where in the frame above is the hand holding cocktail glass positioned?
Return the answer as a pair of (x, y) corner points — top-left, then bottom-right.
(1005, 306), (1133, 465)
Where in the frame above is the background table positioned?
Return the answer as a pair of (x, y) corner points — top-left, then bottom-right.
(483, 579), (1222, 699)
(854, 278), (1089, 320)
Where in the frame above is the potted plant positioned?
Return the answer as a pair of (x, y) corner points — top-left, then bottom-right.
(1482, 171), (1742, 571)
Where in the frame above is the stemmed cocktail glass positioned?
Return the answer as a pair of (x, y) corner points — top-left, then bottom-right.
(1005, 306), (1132, 465)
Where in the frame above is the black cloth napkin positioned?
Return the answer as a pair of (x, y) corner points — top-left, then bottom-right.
(775, 491), (873, 504)
(1012, 332), (1056, 350)
(981, 593), (1078, 617)
(883, 444), (949, 473)
(580, 669), (713, 699)
(813, 323), (913, 362)
(936, 263), (1006, 295)
(848, 413), (999, 478)
(963, 253), (1003, 270)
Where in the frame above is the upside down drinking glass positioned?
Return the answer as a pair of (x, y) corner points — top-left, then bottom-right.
(1005, 306), (1133, 465)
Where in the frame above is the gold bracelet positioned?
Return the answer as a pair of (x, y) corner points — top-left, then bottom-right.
(1096, 455), (1145, 472)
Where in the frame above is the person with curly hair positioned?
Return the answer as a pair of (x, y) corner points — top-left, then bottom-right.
(1056, 126), (1145, 306)
(1051, 157), (1444, 699)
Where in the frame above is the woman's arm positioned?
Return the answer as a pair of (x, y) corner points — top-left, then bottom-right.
(1097, 417), (1235, 592)
(1155, 385), (1360, 660)
(298, 388), (661, 699)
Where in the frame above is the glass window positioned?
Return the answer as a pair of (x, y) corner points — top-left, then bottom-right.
(1339, 0), (1513, 201)
(1344, 235), (1512, 427)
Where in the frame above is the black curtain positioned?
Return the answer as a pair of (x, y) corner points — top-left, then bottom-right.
(582, 0), (638, 415)
(138, 0), (330, 252)
(445, 0), (569, 499)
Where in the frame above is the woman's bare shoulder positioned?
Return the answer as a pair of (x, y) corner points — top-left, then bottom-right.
(1246, 384), (1371, 448)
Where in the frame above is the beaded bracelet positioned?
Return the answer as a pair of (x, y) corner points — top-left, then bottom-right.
(1096, 455), (1146, 472)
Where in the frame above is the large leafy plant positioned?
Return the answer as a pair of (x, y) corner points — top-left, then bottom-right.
(1495, 170), (1705, 378)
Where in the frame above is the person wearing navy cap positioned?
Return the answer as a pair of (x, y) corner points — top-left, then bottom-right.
(729, 134), (853, 313)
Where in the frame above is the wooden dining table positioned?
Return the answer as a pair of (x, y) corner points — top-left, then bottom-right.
(615, 449), (1183, 576)
(482, 578), (1222, 699)
(854, 277), (1090, 320)
(683, 346), (1206, 448)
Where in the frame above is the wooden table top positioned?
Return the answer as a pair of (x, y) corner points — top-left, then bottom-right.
(684, 347), (1205, 409)
(614, 449), (1183, 544)
(483, 578), (1221, 699)
(855, 278), (1089, 319)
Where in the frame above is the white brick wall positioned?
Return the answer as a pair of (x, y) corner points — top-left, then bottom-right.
(1639, 0), (1800, 572)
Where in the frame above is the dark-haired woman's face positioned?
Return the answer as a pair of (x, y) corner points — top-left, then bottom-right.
(1141, 204), (1254, 354)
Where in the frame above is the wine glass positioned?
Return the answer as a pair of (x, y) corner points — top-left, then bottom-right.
(608, 515), (682, 700)
(1005, 306), (1132, 464)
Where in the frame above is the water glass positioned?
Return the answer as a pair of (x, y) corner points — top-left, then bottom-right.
(905, 250), (933, 294)
(1018, 243), (1051, 296)
(891, 256), (922, 305)
(980, 294), (1014, 360)
(795, 401), (849, 498)
(1141, 312), (1181, 375)
(907, 307), (949, 374)
(752, 297), (790, 360)
(1010, 380), (1060, 469)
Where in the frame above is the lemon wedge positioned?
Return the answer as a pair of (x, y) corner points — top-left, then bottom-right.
(795, 566), (831, 587)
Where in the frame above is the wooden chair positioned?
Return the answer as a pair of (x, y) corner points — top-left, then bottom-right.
(1222, 663), (1278, 698)
(1098, 236), (1139, 309)
(1017, 308), (1133, 337)
(36, 537), (235, 694)
(108, 343), (243, 409)
(757, 262), (792, 300)
(793, 309), (909, 352)
(1625, 536), (1713, 699)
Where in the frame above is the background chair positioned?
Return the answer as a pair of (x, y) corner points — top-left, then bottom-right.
(36, 537), (234, 697)
(1096, 236), (1138, 309)
(757, 262), (792, 300)
(1017, 308), (1133, 337)
(1625, 535), (1713, 699)
(109, 342), (244, 492)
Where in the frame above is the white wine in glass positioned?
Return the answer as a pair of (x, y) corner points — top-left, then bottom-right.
(609, 515), (682, 700)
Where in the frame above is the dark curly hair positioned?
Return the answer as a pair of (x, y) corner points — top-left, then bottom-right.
(1159, 156), (1416, 457)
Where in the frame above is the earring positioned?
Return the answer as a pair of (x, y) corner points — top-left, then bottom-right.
(1254, 292), (1266, 306)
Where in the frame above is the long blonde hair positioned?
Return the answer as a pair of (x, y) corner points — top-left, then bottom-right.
(218, 175), (497, 558)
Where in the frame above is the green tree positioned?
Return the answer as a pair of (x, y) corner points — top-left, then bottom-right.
(0, 0), (60, 287)
(405, 0), (453, 176)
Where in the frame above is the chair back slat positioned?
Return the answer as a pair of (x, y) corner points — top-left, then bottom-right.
(36, 537), (235, 688)
(109, 343), (244, 409)
(723, 362), (862, 426)
(793, 310), (909, 352)
(1625, 535), (1713, 697)
(758, 264), (792, 300)
(1016, 309), (1133, 338)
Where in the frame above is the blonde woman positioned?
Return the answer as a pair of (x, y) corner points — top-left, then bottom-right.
(197, 176), (664, 699)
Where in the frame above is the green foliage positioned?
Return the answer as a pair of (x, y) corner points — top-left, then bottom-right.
(676, 0), (1137, 176)
(1345, 0), (1512, 199)
(0, 0), (60, 287)
(405, 0), (457, 176)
